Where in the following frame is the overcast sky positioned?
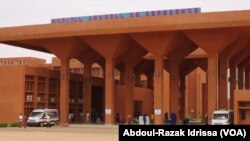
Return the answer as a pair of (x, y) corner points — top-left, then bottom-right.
(0, 0), (249, 63)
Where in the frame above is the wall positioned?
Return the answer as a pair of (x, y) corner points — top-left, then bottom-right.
(115, 85), (153, 117)
(0, 66), (24, 122)
(115, 85), (126, 115)
(186, 67), (206, 119)
(234, 90), (250, 125)
(186, 69), (197, 118)
(133, 87), (153, 115)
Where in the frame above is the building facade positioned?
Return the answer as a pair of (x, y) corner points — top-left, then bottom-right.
(0, 10), (250, 125)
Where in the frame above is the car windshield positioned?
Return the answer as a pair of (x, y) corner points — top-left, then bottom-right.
(30, 112), (43, 117)
(213, 114), (228, 120)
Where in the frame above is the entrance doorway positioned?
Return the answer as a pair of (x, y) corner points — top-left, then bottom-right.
(134, 100), (142, 118)
(91, 86), (104, 123)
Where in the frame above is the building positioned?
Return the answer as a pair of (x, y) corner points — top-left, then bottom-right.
(0, 57), (155, 123)
(0, 9), (250, 125)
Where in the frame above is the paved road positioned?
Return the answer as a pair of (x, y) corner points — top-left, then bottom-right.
(0, 124), (118, 141)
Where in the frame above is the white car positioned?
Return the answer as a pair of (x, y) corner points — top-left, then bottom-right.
(211, 109), (233, 125)
(27, 108), (59, 126)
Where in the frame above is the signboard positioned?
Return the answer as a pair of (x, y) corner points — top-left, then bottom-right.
(51, 7), (201, 24)
(105, 109), (111, 115)
(154, 109), (161, 115)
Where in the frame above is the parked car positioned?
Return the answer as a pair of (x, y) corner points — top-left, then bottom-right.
(211, 109), (233, 125)
(27, 108), (59, 126)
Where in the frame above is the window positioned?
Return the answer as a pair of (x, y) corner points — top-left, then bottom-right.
(240, 110), (246, 120)
(26, 95), (33, 101)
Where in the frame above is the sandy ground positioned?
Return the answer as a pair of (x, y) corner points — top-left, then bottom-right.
(0, 124), (118, 141)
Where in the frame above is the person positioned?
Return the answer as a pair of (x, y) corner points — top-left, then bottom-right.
(86, 112), (90, 123)
(119, 112), (124, 123)
(150, 114), (154, 125)
(204, 114), (208, 125)
(46, 114), (51, 128)
(18, 113), (23, 128)
(127, 115), (131, 125)
(115, 113), (120, 124)
(143, 114), (147, 125)
(164, 112), (169, 125)
(170, 112), (176, 125)
(23, 115), (28, 128)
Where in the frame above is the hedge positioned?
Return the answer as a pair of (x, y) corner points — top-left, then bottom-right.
(8, 122), (19, 127)
(0, 123), (8, 127)
(0, 122), (19, 127)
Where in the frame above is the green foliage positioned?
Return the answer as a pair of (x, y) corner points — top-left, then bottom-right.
(8, 122), (19, 127)
(0, 122), (19, 127)
(0, 123), (8, 127)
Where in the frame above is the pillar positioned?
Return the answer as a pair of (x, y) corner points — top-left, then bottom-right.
(60, 58), (70, 125)
(105, 58), (115, 124)
(202, 83), (208, 122)
(207, 53), (218, 120)
(83, 63), (92, 121)
(245, 67), (250, 89)
(219, 59), (228, 109)
(229, 64), (236, 109)
(169, 61), (180, 121)
(179, 75), (186, 120)
(124, 65), (134, 122)
(238, 67), (244, 89)
(154, 55), (164, 124)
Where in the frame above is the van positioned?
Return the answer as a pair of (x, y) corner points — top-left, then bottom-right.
(27, 109), (59, 126)
(211, 109), (234, 125)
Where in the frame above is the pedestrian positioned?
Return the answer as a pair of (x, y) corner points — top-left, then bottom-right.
(204, 114), (208, 125)
(18, 113), (23, 128)
(143, 114), (147, 125)
(127, 115), (131, 125)
(23, 115), (28, 128)
(116, 113), (120, 124)
(170, 112), (176, 125)
(86, 112), (90, 123)
(164, 112), (169, 125)
(150, 114), (154, 125)
(119, 112), (124, 123)
(46, 114), (51, 128)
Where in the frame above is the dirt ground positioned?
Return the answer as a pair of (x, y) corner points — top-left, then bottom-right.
(0, 124), (118, 141)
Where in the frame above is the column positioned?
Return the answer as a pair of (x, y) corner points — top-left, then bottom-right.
(83, 63), (92, 122)
(169, 61), (180, 121)
(124, 65), (134, 123)
(105, 58), (115, 124)
(179, 75), (186, 120)
(60, 59), (70, 125)
(245, 67), (250, 89)
(219, 59), (228, 109)
(238, 67), (244, 89)
(154, 56), (164, 124)
(229, 65), (236, 109)
(207, 53), (218, 121)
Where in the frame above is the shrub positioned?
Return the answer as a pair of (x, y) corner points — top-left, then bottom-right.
(8, 122), (19, 127)
(0, 123), (8, 127)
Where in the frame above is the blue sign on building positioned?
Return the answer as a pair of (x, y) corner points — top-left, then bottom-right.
(51, 7), (201, 24)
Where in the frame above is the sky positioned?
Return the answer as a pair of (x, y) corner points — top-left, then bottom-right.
(0, 0), (249, 63)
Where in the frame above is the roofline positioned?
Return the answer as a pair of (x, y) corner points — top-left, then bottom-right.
(0, 10), (250, 41)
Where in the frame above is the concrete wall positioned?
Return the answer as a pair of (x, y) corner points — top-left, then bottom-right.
(0, 66), (24, 122)
(115, 85), (153, 117)
(186, 67), (206, 119)
(133, 87), (153, 115)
